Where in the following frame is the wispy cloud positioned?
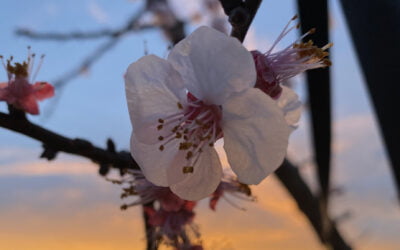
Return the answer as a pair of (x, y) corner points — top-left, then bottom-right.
(87, 1), (110, 24)
(0, 160), (96, 176)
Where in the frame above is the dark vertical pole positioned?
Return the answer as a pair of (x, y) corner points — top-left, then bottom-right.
(297, 0), (332, 213)
(339, 0), (400, 201)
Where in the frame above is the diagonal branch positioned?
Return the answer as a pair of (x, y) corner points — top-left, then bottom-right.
(16, 28), (128, 41)
(275, 160), (352, 250)
(15, 7), (151, 41)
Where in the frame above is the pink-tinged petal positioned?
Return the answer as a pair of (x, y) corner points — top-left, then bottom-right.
(158, 192), (185, 212)
(169, 146), (222, 201)
(251, 50), (283, 99)
(125, 55), (186, 144)
(145, 207), (166, 226)
(277, 86), (302, 129)
(222, 88), (291, 184)
(130, 133), (186, 187)
(0, 83), (9, 100)
(33, 82), (55, 100)
(168, 26), (256, 105)
(6, 79), (33, 101)
(209, 185), (223, 211)
(20, 95), (39, 115)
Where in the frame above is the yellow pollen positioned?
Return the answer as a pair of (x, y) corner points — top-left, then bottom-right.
(239, 183), (252, 196)
(294, 40), (331, 63)
(172, 126), (179, 133)
(195, 119), (203, 126)
(186, 151), (193, 160)
(179, 142), (193, 150)
(177, 102), (183, 109)
(322, 43), (333, 50)
(182, 166), (194, 174)
(323, 59), (332, 66)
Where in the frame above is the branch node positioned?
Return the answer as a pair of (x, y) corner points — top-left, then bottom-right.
(8, 105), (27, 120)
(40, 144), (59, 161)
(228, 6), (251, 28)
(99, 163), (110, 176)
(107, 138), (116, 153)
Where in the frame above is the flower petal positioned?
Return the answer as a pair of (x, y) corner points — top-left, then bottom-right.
(169, 146), (223, 201)
(222, 88), (291, 184)
(130, 133), (186, 187)
(33, 82), (55, 101)
(0, 83), (9, 101)
(277, 86), (302, 129)
(20, 95), (39, 115)
(168, 26), (256, 105)
(125, 55), (186, 144)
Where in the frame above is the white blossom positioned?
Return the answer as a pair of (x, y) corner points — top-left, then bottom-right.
(125, 26), (299, 200)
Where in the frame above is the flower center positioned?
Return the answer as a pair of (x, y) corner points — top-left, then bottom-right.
(157, 92), (223, 174)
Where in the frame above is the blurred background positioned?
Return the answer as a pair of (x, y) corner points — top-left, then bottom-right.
(0, 0), (399, 249)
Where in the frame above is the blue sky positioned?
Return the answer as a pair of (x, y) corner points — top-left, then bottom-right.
(0, 0), (399, 249)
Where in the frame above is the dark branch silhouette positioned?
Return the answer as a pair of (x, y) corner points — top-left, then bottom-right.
(276, 160), (352, 250)
(0, 109), (137, 171)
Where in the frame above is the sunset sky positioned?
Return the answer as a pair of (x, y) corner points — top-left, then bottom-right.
(1, 0), (399, 249)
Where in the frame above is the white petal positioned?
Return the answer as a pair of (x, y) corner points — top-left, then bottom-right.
(125, 55), (186, 144)
(277, 86), (302, 129)
(170, 146), (223, 201)
(130, 133), (186, 187)
(168, 26), (256, 105)
(222, 88), (291, 184)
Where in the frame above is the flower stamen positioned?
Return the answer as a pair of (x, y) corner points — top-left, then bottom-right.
(156, 93), (222, 173)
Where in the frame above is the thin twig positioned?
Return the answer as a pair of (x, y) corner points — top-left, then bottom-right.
(16, 28), (126, 41)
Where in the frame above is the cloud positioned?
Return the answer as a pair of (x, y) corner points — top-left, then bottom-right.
(197, 176), (323, 250)
(87, 1), (110, 24)
(0, 159), (96, 176)
(289, 113), (400, 249)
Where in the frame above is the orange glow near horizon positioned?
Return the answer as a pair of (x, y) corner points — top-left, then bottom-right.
(0, 156), (399, 250)
(0, 159), (325, 250)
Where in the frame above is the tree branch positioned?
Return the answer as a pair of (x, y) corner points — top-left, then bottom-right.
(0, 111), (138, 170)
(220, 0), (262, 42)
(15, 7), (151, 41)
(275, 160), (352, 250)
